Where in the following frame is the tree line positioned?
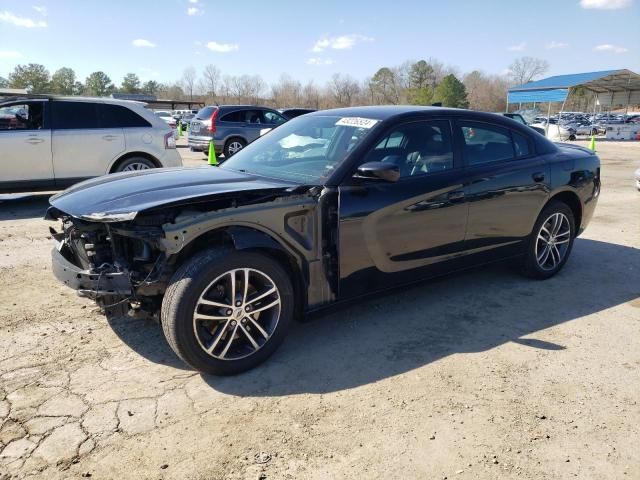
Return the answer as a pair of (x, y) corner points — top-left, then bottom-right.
(0, 56), (552, 112)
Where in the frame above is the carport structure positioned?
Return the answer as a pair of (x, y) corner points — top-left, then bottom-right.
(507, 69), (640, 113)
(507, 69), (640, 139)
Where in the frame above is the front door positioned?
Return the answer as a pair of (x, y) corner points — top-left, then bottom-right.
(338, 119), (468, 298)
(0, 100), (54, 190)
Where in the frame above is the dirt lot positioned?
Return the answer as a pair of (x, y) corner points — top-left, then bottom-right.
(1, 140), (639, 479)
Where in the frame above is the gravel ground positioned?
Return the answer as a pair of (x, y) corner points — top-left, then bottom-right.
(0, 140), (638, 479)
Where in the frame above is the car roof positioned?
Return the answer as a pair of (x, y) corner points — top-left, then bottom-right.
(0, 94), (144, 106)
(306, 105), (462, 121)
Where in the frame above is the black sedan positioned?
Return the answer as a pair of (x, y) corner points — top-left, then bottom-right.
(46, 106), (600, 374)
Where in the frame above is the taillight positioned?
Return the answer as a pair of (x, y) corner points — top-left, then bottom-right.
(164, 131), (176, 149)
(207, 108), (219, 133)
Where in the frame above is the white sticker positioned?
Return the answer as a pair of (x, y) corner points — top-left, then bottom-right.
(335, 117), (379, 129)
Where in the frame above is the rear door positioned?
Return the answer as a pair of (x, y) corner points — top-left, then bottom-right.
(456, 120), (550, 255)
(0, 100), (54, 190)
(51, 101), (125, 184)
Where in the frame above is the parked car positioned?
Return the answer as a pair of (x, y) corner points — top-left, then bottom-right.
(0, 96), (181, 193)
(154, 111), (179, 140)
(188, 105), (288, 158)
(530, 120), (576, 141)
(154, 110), (175, 126)
(180, 113), (195, 130)
(565, 122), (600, 136)
(279, 108), (316, 120)
(47, 106), (600, 374)
(502, 113), (546, 135)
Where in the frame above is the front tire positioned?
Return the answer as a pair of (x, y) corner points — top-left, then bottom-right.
(161, 249), (294, 375)
(522, 201), (575, 279)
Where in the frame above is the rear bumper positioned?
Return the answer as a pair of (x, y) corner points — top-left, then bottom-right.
(51, 247), (132, 298)
(188, 135), (222, 153)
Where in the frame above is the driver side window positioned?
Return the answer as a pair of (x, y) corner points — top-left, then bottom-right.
(363, 120), (454, 178)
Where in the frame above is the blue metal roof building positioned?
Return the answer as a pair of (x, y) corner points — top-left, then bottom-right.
(508, 69), (640, 105)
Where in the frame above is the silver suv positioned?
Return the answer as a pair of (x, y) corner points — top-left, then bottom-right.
(0, 96), (182, 193)
(188, 105), (287, 158)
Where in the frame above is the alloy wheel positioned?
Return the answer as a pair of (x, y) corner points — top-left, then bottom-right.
(122, 162), (152, 171)
(228, 141), (244, 155)
(534, 212), (571, 271)
(192, 268), (281, 360)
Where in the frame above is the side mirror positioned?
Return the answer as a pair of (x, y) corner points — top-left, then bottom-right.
(354, 161), (400, 182)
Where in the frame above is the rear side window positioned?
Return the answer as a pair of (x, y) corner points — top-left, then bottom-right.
(98, 104), (151, 128)
(459, 122), (514, 165)
(513, 131), (531, 158)
(52, 101), (99, 129)
(195, 106), (216, 120)
(220, 110), (246, 123)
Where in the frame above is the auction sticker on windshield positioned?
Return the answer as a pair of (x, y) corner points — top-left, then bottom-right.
(335, 117), (379, 129)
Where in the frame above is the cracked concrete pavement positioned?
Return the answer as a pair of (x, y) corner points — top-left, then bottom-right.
(0, 141), (639, 479)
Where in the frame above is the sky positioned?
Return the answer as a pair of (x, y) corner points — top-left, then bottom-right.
(0, 0), (639, 87)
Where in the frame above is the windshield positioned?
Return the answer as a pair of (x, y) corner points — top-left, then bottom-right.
(220, 115), (379, 184)
(155, 111), (171, 117)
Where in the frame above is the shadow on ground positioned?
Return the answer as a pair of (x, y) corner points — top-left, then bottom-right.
(107, 238), (639, 395)
(0, 194), (52, 221)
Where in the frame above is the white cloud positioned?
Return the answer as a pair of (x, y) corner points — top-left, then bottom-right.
(32, 6), (47, 16)
(546, 41), (569, 49)
(306, 57), (334, 66)
(0, 10), (47, 27)
(132, 38), (156, 48)
(507, 42), (527, 52)
(189, 0), (199, 3)
(593, 43), (628, 53)
(580, 0), (632, 9)
(206, 41), (239, 53)
(311, 34), (374, 52)
(187, 7), (201, 15)
(0, 50), (22, 58)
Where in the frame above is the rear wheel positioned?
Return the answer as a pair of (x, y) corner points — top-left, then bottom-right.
(224, 138), (246, 158)
(114, 157), (156, 172)
(522, 201), (575, 279)
(161, 249), (294, 375)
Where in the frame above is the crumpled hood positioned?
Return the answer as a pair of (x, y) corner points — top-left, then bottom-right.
(49, 166), (293, 221)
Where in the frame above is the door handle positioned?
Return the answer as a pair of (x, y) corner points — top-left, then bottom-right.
(25, 137), (44, 144)
(532, 172), (545, 182)
(102, 135), (118, 141)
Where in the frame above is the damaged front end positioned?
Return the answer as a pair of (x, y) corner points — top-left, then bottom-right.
(46, 207), (171, 314)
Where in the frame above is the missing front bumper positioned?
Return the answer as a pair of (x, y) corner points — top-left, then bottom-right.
(51, 247), (132, 298)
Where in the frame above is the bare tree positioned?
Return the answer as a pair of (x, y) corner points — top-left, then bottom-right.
(200, 64), (221, 101)
(181, 67), (197, 100)
(508, 56), (549, 86)
(463, 70), (509, 112)
(302, 81), (320, 109)
(271, 74), (302, 108)
(328, 73), (360, 107)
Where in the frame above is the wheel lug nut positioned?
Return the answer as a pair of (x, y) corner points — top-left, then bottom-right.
(226, 309), (233, 316)
(230, 320), (237, 327)
(241, 318), (247, 324)
(245, 305), (251, 312)
(236, 301), (242, 307)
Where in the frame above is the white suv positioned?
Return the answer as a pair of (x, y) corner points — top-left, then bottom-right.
(0, 96), (182, 193)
